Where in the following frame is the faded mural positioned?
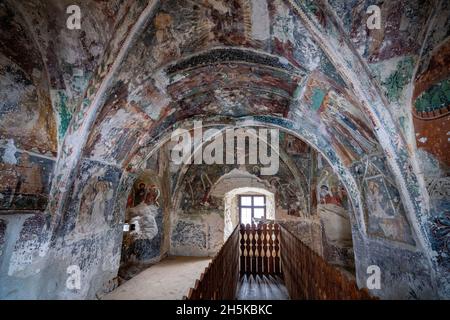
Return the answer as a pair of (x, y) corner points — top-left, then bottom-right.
(0, 148), (54, 211)
(0, 0), (448, 300)
(315, 161), (354, 271)
(353, 155), (416, 245)
(119, 170), (163, 279)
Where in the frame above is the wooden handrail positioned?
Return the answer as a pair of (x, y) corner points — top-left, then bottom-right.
(240, 223), (282, 276)
(184, 225), (240, 300)
(279, 224), (376, 300)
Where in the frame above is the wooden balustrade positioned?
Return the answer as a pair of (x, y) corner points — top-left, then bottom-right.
(184, 225), (240, 300)
(239, 223), (282, 276)
(280, 224), (375, 300)
(185, 222), (375, 300)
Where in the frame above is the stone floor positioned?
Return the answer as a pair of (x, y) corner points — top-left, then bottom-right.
(237, 274), (290, 300)
(103, 256), (211, 300)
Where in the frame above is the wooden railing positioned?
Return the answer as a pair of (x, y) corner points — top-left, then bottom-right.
(240, 223), (282, 276)
(280, 224), (375, 300)
(184, 225), (240, 300)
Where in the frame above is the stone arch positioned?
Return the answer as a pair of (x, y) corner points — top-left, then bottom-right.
(168, 123), (310, 217)
(106, 115), (367, 262)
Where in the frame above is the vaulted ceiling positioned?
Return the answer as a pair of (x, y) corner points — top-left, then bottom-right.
(1, 0), (449, 276)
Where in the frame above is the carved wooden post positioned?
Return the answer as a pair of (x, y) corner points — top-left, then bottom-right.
(240, 224), (245, 276)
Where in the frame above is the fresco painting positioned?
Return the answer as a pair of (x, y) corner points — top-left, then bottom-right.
(0, 0), (448, 300)
(0, 149), (55, 211)
(354, 157), (416, 246)
(121, 171), (163, 270)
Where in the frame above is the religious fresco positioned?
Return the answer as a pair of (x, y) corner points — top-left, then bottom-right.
(317, 171), (349, 211)
(176, 132), (308, 215)
(118, 0), (255, 82)
(59, 160), (122, 236)
(352, 155), (416, 245)
(410, 3), (450, 277)
(365, 176), (396, 219)
(0, 0), (448, 300)
(328, 0), (433, 63)
(268, 164), (306, 217)
(0, 148), (55, 211)
(413, 43), (450, 167)
(0, 4), (57, 156)
(165, 60), (300, 118)
(283, 133), (311, 155)
(171, 131), (311, 256)
(426, 175), (450, 270)
(148, 0), (251, 66)
(179, 163), (230, 212)
(0, 57), (56, 154)
(314, 164), (354, 271)
(120, 171), (163, 267)
(321, 95), (379, 163)
(76, 180), (114, 234)
(84, 94), (154, 166)
(300, 74), (379, 165)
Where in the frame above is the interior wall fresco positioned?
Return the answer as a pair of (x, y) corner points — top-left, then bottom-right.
(0, 159), (125, 299)
(0, 0), (58, 218)
(346, 153), (439, 298)
(0, 57), (56, 155)
(289, 0), (440, 270)
(119, 170), (164, 280)
(315, 162), (355, 271)
(327, 0), (433, 140)
(412, 0), (449, 176)
(44, 0), (158, 230)
(297, 72), (379, 166)
(83, 97), (154, 166)
(0, 0), (448, 300)
(412, 2), (450, 287)
(351, 227), (436, 300)
(0, 2), (57, 155)
(11, 0), (145, 143)
(170, 132), (311, 256)
(351, 154), (416, 246)
(324, 0), (450, 296)
(0, 148), (54, 211)
(125, 114), (442, 296)
(0, 0), (153, 299)
(47, 0), (388, 251)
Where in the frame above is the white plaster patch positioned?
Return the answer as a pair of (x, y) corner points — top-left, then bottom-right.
(278, 56), (290, 66)
(2, 139), (18, 165)
(250, 0), (270, 41)
(418, 137), (427, 143)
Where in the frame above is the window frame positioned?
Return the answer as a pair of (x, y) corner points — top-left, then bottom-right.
(238, 195), (266, 225)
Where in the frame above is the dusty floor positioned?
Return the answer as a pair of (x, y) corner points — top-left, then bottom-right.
(103, 256), (211, 300)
